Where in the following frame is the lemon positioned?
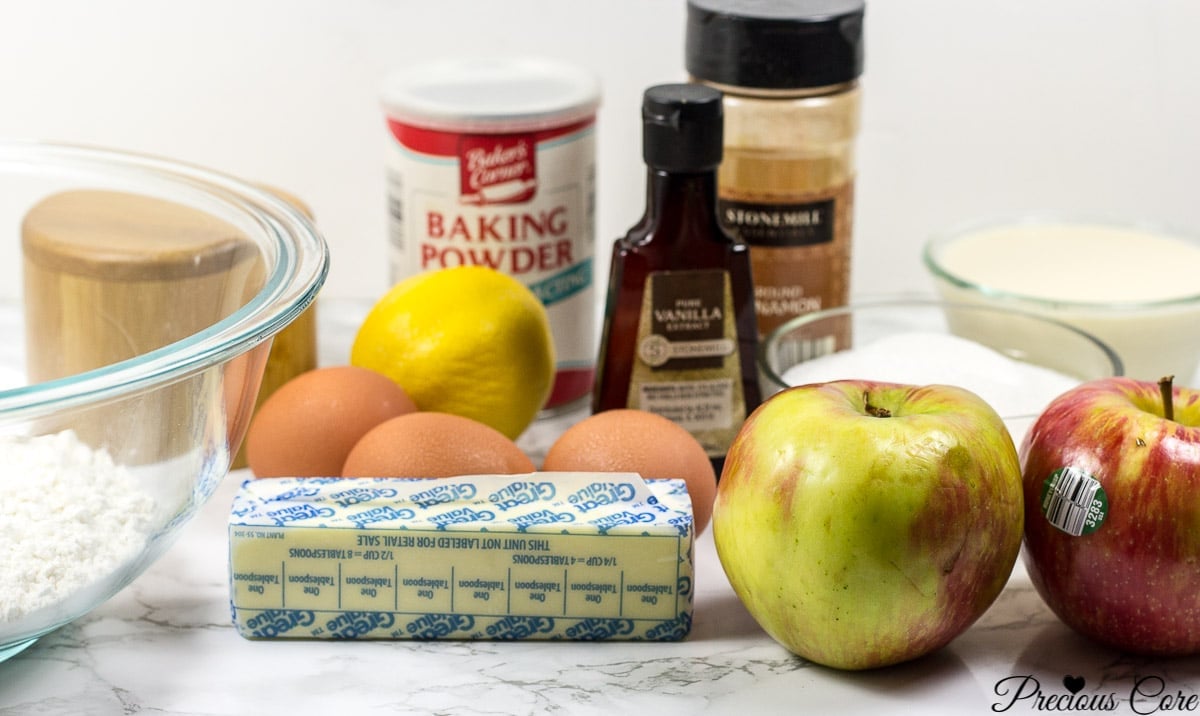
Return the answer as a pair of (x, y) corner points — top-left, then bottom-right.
(350, 266), (555, 439)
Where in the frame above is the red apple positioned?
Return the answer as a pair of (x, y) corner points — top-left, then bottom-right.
(714, 380), (1024, 670)
(1020, 376), (1200, 655)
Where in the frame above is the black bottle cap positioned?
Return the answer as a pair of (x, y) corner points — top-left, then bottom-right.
(642, 83), (723, 172)
(685, 0), (865, 90)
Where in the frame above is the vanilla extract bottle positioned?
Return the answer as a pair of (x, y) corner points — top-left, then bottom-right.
(593, 84), (761, 473)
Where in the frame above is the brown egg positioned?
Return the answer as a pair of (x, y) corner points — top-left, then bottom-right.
(542, 409), (717, 534)
(342, 412), (535, 478)
(246, 365), (417, 478)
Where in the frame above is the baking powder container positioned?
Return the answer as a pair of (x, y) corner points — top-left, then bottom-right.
(229, 185), (319, 469)
(381, 57), (601, 413)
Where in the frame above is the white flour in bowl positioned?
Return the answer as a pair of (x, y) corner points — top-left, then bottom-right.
(0, 430), (158, 623)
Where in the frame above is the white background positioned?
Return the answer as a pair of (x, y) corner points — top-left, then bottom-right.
(3, 0), (1199, 306)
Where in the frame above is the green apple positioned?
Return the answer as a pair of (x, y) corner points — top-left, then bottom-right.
(713, 380), (1024, 670)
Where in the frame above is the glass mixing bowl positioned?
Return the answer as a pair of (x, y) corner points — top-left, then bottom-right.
(0, 141), (328, 660)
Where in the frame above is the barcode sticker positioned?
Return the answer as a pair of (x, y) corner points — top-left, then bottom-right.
(1040, 467), (1109, 536)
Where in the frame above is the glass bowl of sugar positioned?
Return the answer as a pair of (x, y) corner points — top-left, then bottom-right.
(924, 215), (1200, 385)
(0, 141), (328, 661)
(759, 298), (1123, 443)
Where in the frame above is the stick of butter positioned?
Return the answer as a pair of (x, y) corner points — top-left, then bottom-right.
(228, 472), (694, 641)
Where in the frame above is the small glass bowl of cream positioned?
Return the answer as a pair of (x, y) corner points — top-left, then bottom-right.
(923, 215), (1200, 385)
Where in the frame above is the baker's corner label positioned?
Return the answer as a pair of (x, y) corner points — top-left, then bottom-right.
(456, 134), (536, 205)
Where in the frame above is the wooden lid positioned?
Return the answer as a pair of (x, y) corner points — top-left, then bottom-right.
(259, 184), (314, 221)
(22, 189), (258, 280)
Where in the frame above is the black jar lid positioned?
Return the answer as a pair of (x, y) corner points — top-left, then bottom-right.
(685, 0), (865, 90)
(642, 84), (724, 172)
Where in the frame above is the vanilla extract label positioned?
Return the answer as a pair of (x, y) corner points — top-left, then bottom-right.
(626, 269), (746, 455)
(641, 269), (733, 371)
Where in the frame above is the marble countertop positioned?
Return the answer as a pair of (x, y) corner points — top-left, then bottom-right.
(4, 454), (1199, 715)
(3, 300), (1199, 715)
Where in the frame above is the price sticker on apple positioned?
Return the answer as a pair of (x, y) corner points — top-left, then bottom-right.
(1040, 466), (1109, 536)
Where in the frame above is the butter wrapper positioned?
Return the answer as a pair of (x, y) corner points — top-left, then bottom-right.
(228, 472), (694, 641)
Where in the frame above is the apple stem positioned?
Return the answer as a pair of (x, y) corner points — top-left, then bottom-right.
(1160, 375), (1175, 422)
(863, 391), (891, 418)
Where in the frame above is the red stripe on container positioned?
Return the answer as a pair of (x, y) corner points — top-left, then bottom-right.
(386, 118), (595, 156)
